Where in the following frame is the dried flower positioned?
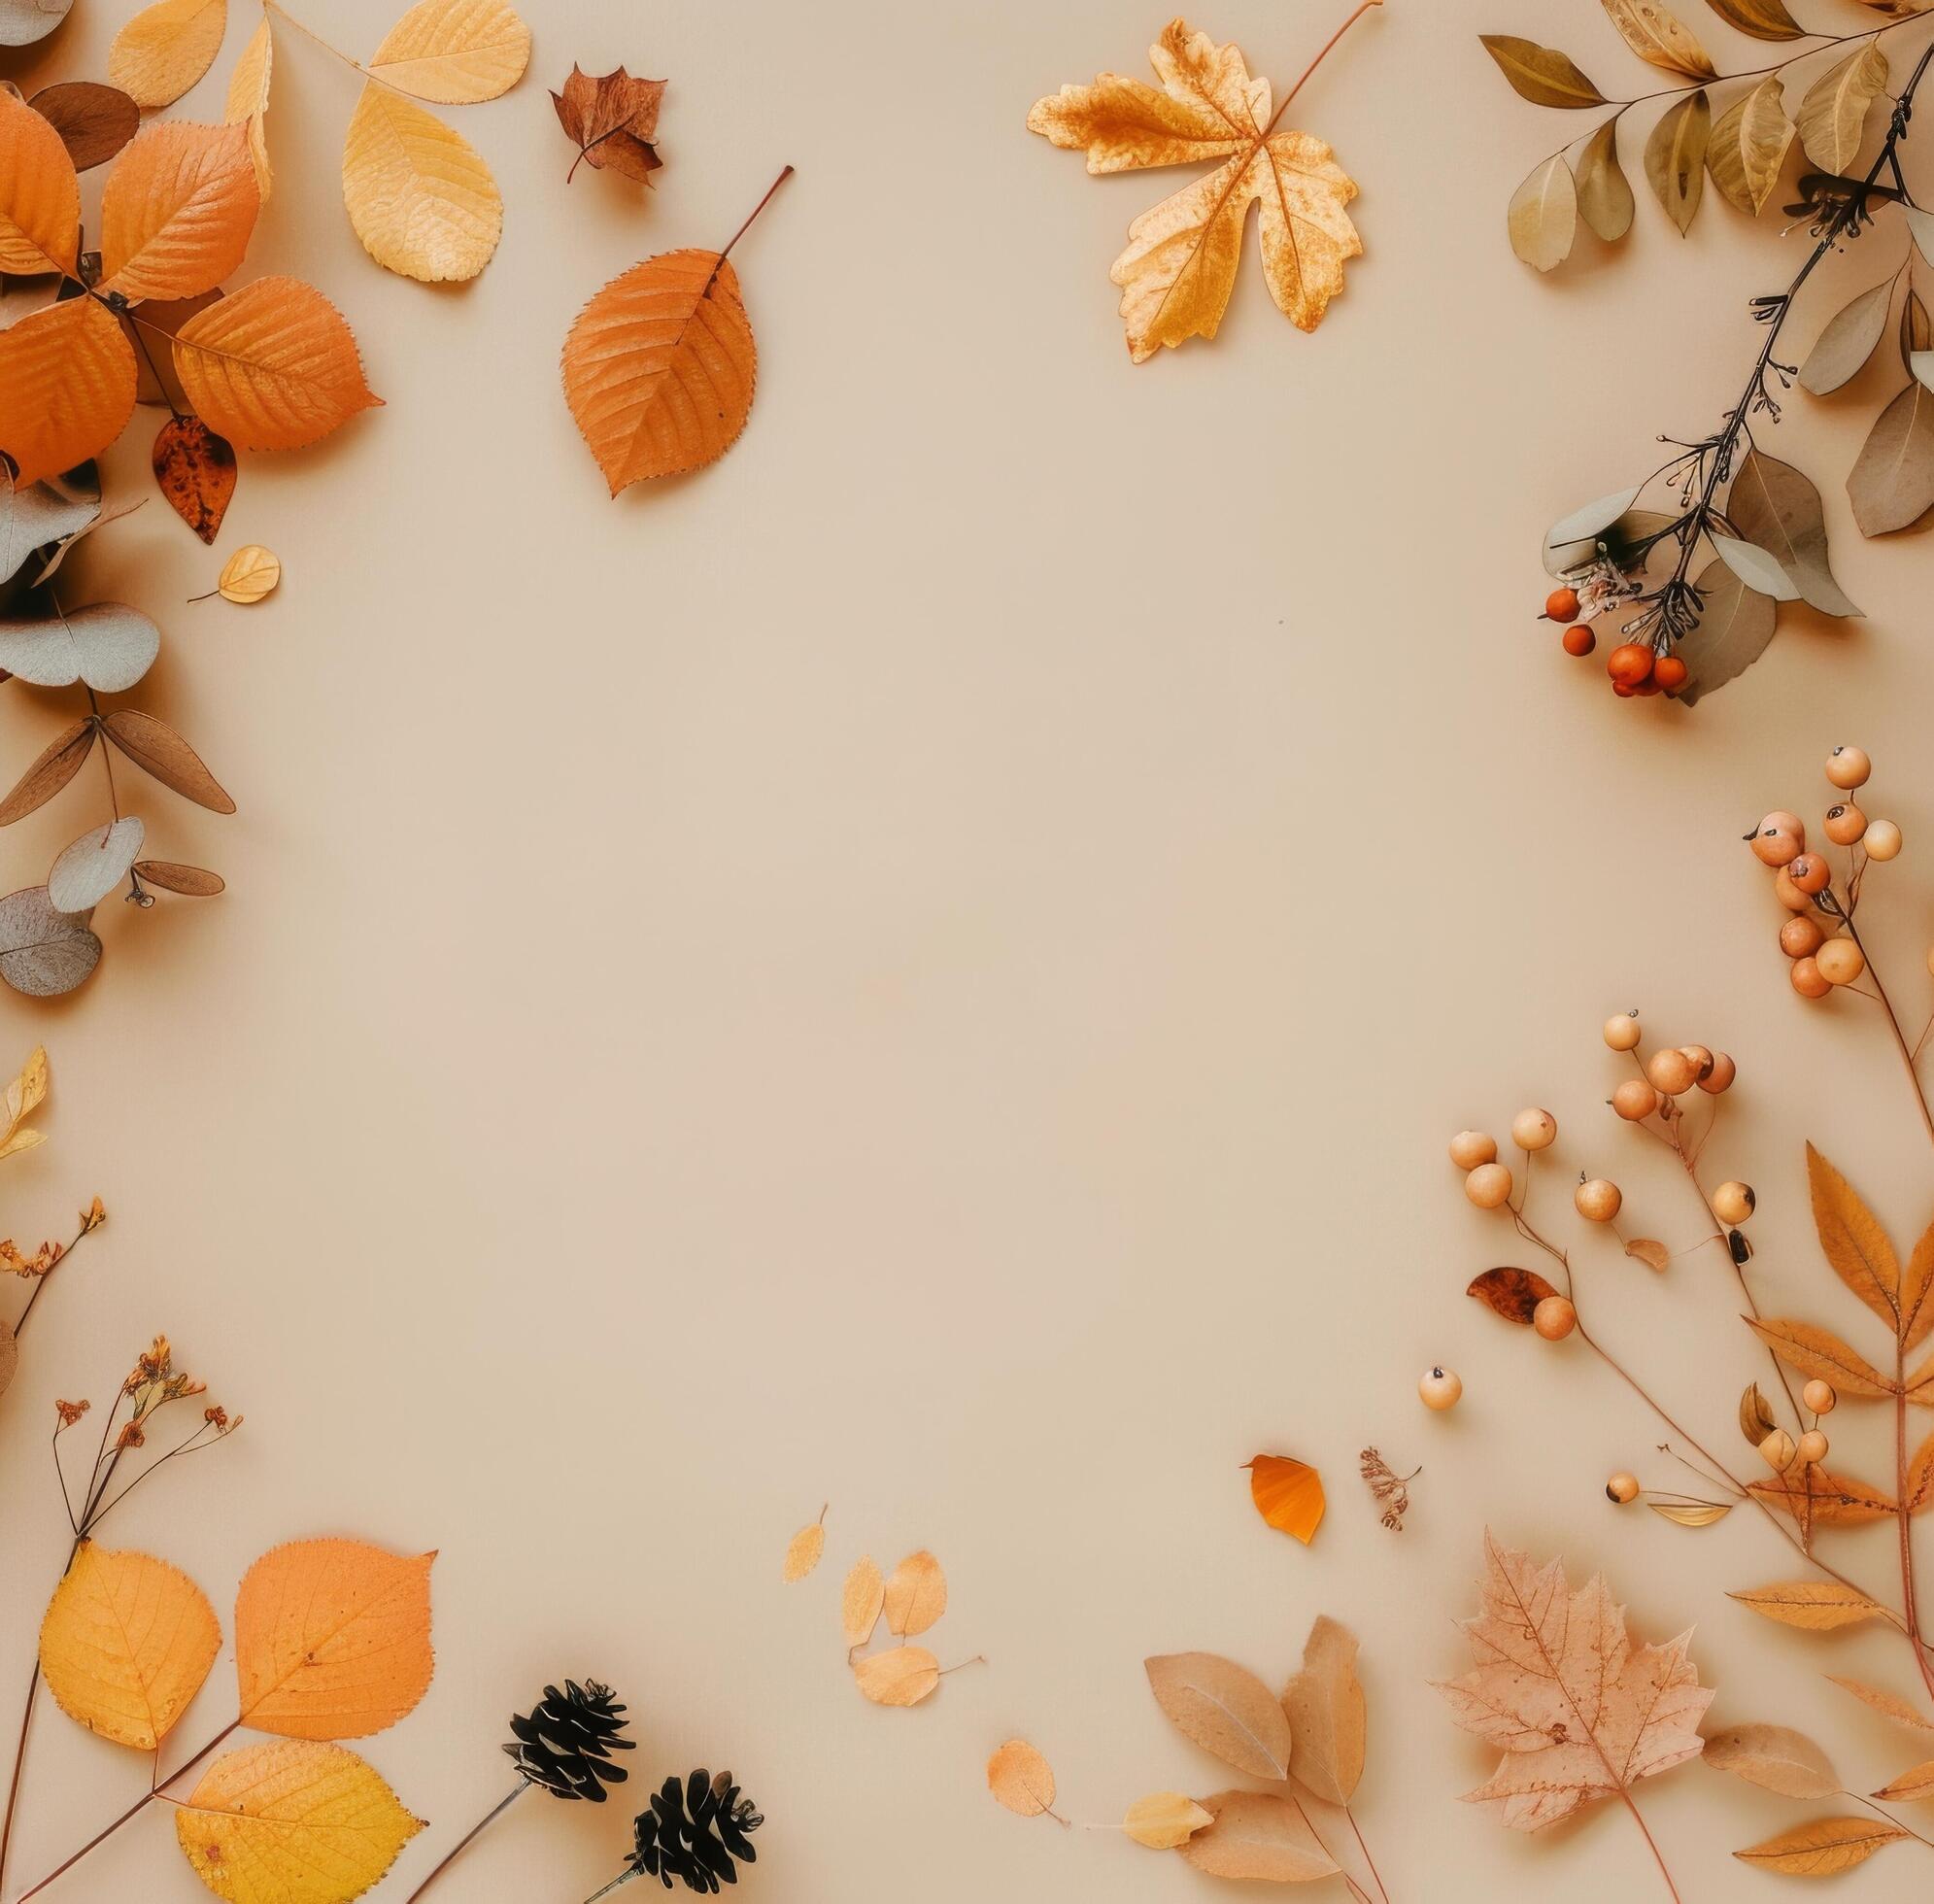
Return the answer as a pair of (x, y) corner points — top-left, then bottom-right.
(52, 1399), (87, 1429)
(116, 1422), (145, 1450)
(79, 1196), (106, 1234)
(0, 1239), (64, 1278)
(1359, 1447), (1418, 1531)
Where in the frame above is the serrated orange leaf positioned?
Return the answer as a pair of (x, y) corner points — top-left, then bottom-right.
(110, 0), (227, 110)
(1735, 1816), (1907, 1875)
(39, 1542), (220, 1750)
(223, 17), (273, 199)
(172, 276), (381, 451)
(99, 119), (258, 303)
(841, 1557), (883, 1649)
(341, 85), (502, 283)
(987, 1739), (1059, 1819)
(0, 295), (138, 484)
(1244, 1453), (1325, 1544)
(883, 1550), (946, 1637)
(853, 1646), (939, 1707)
(234, 1540), (434, 1740)
(367, 0), (531, 105)
(781, 1510), (825, 1583)
(1124, 1791), (1214, 1849)
(0, 90), (80, 276)
(175, 1739), (424, 1904)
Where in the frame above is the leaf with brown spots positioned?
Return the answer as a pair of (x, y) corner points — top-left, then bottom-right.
(151, 416), (234, 544)
(1467, 1267), (1560, 1324)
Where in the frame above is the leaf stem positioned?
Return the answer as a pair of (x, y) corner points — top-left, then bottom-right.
(1345, 1806), (1392, 1904)
(1265, 0), (1385, 134)
(701, 164), (796, 299)
(13, 1212), (103, 1341)
(402, 1783), (526, 1904)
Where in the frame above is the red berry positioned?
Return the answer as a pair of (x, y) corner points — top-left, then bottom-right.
(1562, 625), (1595, 657)
(1631, 677), (1664, 697)
(1653, 654), (1688, 692)
(1612, 680), (1637, 697)
(1545, 586), (1580, 621)
(1607, 643), (1653, 686)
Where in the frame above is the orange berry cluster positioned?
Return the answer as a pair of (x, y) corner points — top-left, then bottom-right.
(1541, 587), (1686, 697)
(1602, 1010), (1737, 1122)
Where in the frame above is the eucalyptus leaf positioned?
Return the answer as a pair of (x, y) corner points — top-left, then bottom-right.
(0, 887), (99, 999)
(134, 860), (223, 897)
(1708, 77), (1792, 215)
(100, 711), (235, 814)
(47, 817), (143, 914)
(1544, 487), (1642, 573)
(1577, 119), (1634, 241)
(1900, 289), (1931, 371)
(29, 496), (145, 587)
(1799, 280), (1892, 395)
(0, 603), (159, 693)
(1848, 380), (1934, 535)
(0, 466), (99, 588)
(1913, 351), (1934, 392)
(1907, 206), (1934, 267)
(1702, 0), (1804, 40)
(1477, 36), (1607, 108)
(1726, 450), (1860, 617)
(1508, 155), (1577, 272)
(0, 0), (72, 50)
(1646, 91), (1711, 234)
(1710, 532), (1801, 600)
(0, 720), (93, 827)
(1675, 559), (1777, 704)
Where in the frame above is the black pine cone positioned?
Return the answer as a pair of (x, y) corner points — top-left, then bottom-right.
(503, 1680), (636, 1801)
(628, 1769), (763, 1893)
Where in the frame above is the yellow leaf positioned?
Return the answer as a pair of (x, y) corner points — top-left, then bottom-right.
(0, 294), (138, 485)
(367, 0), (531, 104)
(1728, 1581), (1897, 1630)
(341, 84), (502, 284)
(1872, 1758), (1934, 1800)
(1798, 45), (1888, 174)
(1599, 0), (1715, 79)
(110, 0), (228, 110)
(1735, 1816), (1907, 1876)
(1027, 20), (1360, 360)
(1808, 1144), (1901, 1334)
(215, 545), (280, 604)
(987, 1739), (1059, 1819)
(175, 1740), (424, 1904)
(1828, 1674), (1934, 1729)
(172, 276), (382, 452)
(780, 1510), (825, 1583)
(1244, 1453), (1325, 1544)
(39, 1543), (221, 1751)
(3, 1044), (49, 1140)
(1646, 1500), (1731, 1527)
(1708, 77), (1792, 216)
(1509, 156), (1577, 272)
(853, 1646), (940, 1707)
(99, 120), (259, 303)
(1747, 1316), (1896, 1396)
(883, 1550), (947, 1637)
(0, 90), (80, 276)
(1124, 1791), (1214, 1850)
(235, 1540), (434, 1740)
(223, 17), (274, 200)
(840, 1557), (883, 1649)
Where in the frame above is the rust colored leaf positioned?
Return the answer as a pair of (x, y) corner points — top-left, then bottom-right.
(1872, 1758), (1934, 1800)
(151, 416), (234, 544)
(1905, 1215), (1934, 1351)
(1467, 1267), (1560, 1324)
(1144, 1651), (1290, 1779)
(135, 860), (222, 897)
(101, 710), (234, 814)
(29, 83), (139, 172)
(1244, 1453), (1325, 1544)
(98, 119), (259, 303)
(1739, 1382), (1778, 1446)
(1907, 1428), (1934, 1512)
(1747, 1317), (1895, 1396)
(0, 295), (138, 485)
(0, 718), (94, 826)
(551, 64), (664, 183)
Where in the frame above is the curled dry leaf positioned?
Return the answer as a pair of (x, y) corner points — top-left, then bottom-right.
(883, 1550), (947, 1637)
(1727, 1580), (1896, 1630)
(1282, 1614), (1364, 1805)
(1123, 1792), (1214, 1850)
(853, 1646), (939, 1708)
(1702, 1721), (1840, 1799)
(367, 0), (532, 106)
(1624, 1239), (1669, 1272)
(1144, 1652), (1289, 1780)
(1797, 45), (1888, 174)
(552, 65), (665, 184)
(134, 859), (223, 896)
(1647, 1499), (1731, 1527)
(1477, 36), (1606, 109)
(102, 710), (234, 814)
(1735, 1817), (1907, 1876)
(0, 886), (100, 997)
(1026, 18), (1362, 358)
(1707, 77), (1791, 217)
(99, 119), (259, 303)
(1466, 1267), (1559, 1324)
(0, 296), (137, 486)
(1826, 1674), (1934, 1730)
(108, 0), (227, 111)
(781, 1511), (825, 1583)
(39, 1541), (220, 1749)
(341, 85), (502, 284)
(49, 816), (144, 914)
(0, 601), (158, 692)
(214, 544), (280, 604)
(29, 83), (140, 172)
(840, 1556), (883, 1649)
(1644, 89), (1710, 234)
(1244, 1453), (1324, 1544)
(4, 1043), (49, 1139)
(986, 1739), (1060, 1820)
(1178, 1791), (1340, 1883)
(152, 416), (236, 544)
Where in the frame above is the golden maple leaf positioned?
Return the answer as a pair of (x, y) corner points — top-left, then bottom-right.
(1027, 18), (1362, 361)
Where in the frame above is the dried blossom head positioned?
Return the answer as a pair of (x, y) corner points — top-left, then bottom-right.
(203, 1405), (237, 1431)
(79, 1196), (106, 1235)
(1559, 556), (1644, 624)
(53, 1398), (88, 1429)
(116, 1421), (146, 1450)
(0, 1238), (64, 1279)
(125, 1334), (173, 1392)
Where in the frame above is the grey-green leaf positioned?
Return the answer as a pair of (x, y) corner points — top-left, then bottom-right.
(0, 602), (159, 694)
(1478, 36), (1607, 108)
(0, 465), (99, 588)
(1913, 352), (1934, 392)
(1848, 381), (1934, 535)
(47, 816), (142, 914)
(1544, 487), (1644, 573)
(1726, 450), (1860, 617)
(1676, 559), (1777, 704)
(1710, 532), (1801, 600)
(1646, 91), (1711, 234)
(1901, 289), (1931, 371)
(1907, 206), (1934, 267)
(0, 887), (99, 998)
(1577, 119), (1635, 241)
(1508, 155), (1578, 271)
(1800, 281), (1892, 395)
(0, 0), (73, 50)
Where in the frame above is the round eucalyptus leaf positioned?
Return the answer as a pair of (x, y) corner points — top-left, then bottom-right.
(48, 816), (143, 914)
(0, 887), (100, 998)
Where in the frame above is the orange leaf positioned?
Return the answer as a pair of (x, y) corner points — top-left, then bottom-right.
(1244, 1453), (1325, 1544)
(1808, 1144), (1901, 1333)
(100, 119), (258, 302)
(883, 1550), (947, 1638)
(172, 276), (381, 451)
(986, 1738), (1060, 1819)
(562, 249), (758, 493)
(1749, 1461), (1895, 1525)
(151, 415), (235, 543)
(0, 91), (80, 276)
(109, 0), (228, 111)
(1746, 1316), (1896, 1397)
(0, 296), (138, 484)
(234, 1539), (434, 1740)
(852, 1646), (939, 1707)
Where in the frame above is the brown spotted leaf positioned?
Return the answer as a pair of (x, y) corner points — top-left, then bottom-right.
(1467, 1268), (1560, 1324)
(151, 417), (234, 544)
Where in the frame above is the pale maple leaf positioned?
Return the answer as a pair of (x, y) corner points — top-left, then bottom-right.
(1435, 1530), (1714, 1832)
(1027, 18), (1361, 362)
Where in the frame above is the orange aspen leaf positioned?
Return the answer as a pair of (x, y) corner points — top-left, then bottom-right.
(0, 89), (80, 276)
(0, 295), (138, 484)
(340, 86), (502, 283)
(986, 1739), (1061, 1820)
(109, 0), (228, 110)
(1243, 1453), (1325, 1544)
(98, 119), (259, 303)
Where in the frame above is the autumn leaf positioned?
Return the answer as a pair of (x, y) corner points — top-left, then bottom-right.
(1827, 1674), (1934, 1729)
(99, 119), (259, 303)
(171, 276), (381, 451)
(1124, 1792), (1214, 1849)
(234, 1540), (434, 1739)
(0, 88), (80, 276)
(152, 417), (235, 543)
(1244, 1453), (1325, 1544)
(211, 543), (280, 603)
(1282, 1614), (1365, 1804)
(366, 0), (532, 105)
(1179, 1791), (1340, 1882)
(224, 17), (273, 198)
(1747, 1317), (1896, 1396)
(0, 297), (138, 485)
(1435, 1530), (1713, 1831)
(1145, 1651), (1290, 1779)
(0, 1044), (48, 1155)
(1467, 1267), (1560, 1322)
(110, 0), (227, 111)
(136, 859), (224, 896)
(1703, 1722), (1841, 1798)
(853, 1646), (939, 1707)
(1027, 18), (1361, 360)
(0, 601), (158, 692)
(0, 720), (95, 825)
(1872, 1758), (1934, 1799)
(840, 1557), (883, 1649)
(102, 710), (234, 812)
(1804, 1144), (1902, 1336)
(1736, 1817), (1907, 1876)
(552, 65), (665, 183)
(780, 1508), (825, 1582)
(1708, 77), (1792, 216)
(1600, 0), (1715, 80)
(1477, 36), (1606, 109)
(50, 816), (146, 912)
(1749, 1459), (1895, 1526)
(1903, 1216), (1934, 1351)
(175, 1739), (425, 1904)
(1727, 1580), (1898, 1631)
(341, 85), (502, 283)
(1797, 45), (1888, 173)
(0, 885), (101, 997)
(1647, 1499), (1731, 1527)
(987, 1739), (1062, 1820)
(883, 1550), (947, 1637)
(31, 82), (142, 174)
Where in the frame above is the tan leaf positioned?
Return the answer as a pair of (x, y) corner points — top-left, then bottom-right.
(98, 120), (259, 303)
(1736, 1817), (1907, 1875)
(1576, 118), (1634, 242)
(2, 1044), (48, 1135)
(1873, 1758), (1934, 1800)
(1645, 90), (1710, 234)
(223, 16), (273, 198)
(1281, 1614), (1365, 1805)
(1601, 0), (1716, 78)
(1747, 1317), (1895, 1396)
(1434, 1530), (1713, 1831)
(0, 296), (138, 485)
(1177, 1790), (1340, 1883)
(0, 718), (94, 826)
(987, 1739), (1059, 1819)
(0, 89), (79, 275)
(1905, 1215), (1934, 1351)
(780, 1511), (825, 1583)
(109, 0), (227, 110)
(1623, 1237), (1669, 1272)
(1807, 1144), (1901, 1333)
(367, 0), (531, 105)
(840, 1557), (883, 1649)
(1144, 1651), (1290, 1780)
(1703, 1722), (1840, 1799)
(1647, 1500), (1731, 1527)
(101, 710), (233, 813)
(1798, 45), (1888, 174)
(1827, 1674), (1934, 1730)
(341, 85), (502, 284)
(0, 1319), (15, 1400)
(550, 64), (664, 184)
(853, 1646), (939, 1708)
(883, 1550), (946, 1637)
(1728, 1580), (1897, 1631)
(1476, 36), (1607, 109)
(172, 276), (382, 451)
(1508, 156), (1576, 272)
(1123, 1791), (1214, 1850)
(1705, 0), (1805, 38)
(212, 543), (279, 605)
(151, 416), (234, 544)
(1708, 77), (1792, 216)
(134, 860), (224, 896)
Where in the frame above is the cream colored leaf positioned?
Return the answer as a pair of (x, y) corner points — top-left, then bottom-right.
(1622, 1237), (1669, 1271)
(840, 1556), (883, 1649)
(367, 0), (530, 104)
(215, 544), (279, 603)
(1704, 1722), (1840, 1799)
(883, 1550), (946, 1637)
(987, 1739), (1059, 1819)
(109, 0), (226, 110)
(1873, 1758), (1934, 1800)
(1282, 1614), (1365, 1805)
(1602, 0), (1715, 77)
(780, 1511), (825, 1583)
(342, 84), (502, 284)
(1124, 1792), (1214, 1850)
(1736, 1816), (1907, 1876)
(1144, 1651), (1291, 1780)
(0, 90), (80, 275)
(3, 1043), (48, 1135)
(1648, 1500), (1732, 1527)
(853, 1646), (939, 1707)
(175, 1740), (424, 1903)
(1728, 1580), (1897, 1630)
(1178, 1790), (1340, 1883)
(223, 17), (273, 200)
(1798, 46), (1888, 174)
(1509, 155), (1576, 271)
(1708, 77), (1792, 216)
(1828, 1674), (1934, 1729)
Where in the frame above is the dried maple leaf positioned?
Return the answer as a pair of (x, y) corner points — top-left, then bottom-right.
(551, 64), (665, 184)
(1026, 17), (1366, 361)
(1435, 1530), (1713, 1833)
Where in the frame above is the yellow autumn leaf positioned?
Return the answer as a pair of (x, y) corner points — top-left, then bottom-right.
(40, 1543), (221, 1751)
(883, 1550), (947, 1637)
(987, 1739), (1061, 1820)
(224, 17), (274, 199)
(367, 0), (531, 105)
(840, 1556), (883, 1649)
(1735, 1815), (1908, 1876)
(0, 1044), (49, 1154)
(109, 0), (229, 111)
(1872, 1759), (1934, 1800)
(853, 1646), (940, 1707)
(1728, 1581), (1898, 1631)
(781, 1509), (826, 1583)
(175, 1740), (424, 1904)
(1125, 1791), (1215, 1850)
(215, 545), (280, 604)
(340, 84), (502, 283)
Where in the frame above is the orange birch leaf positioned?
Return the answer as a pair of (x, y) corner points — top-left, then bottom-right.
(986, 1739), (1060, 1819)
(39, 1542), (220, 1750)
(883, 1550), (947, 1637)
(172, 276), (381, 451)
(99, 119), (258, 303)
(234, 1539), (434, 1740)
(853, 1646), (939, 1707)
(0, 90), (79, 276)
(0, 296), (138, 484)
(1244, 1453), (1325, 1543)
(223, 15), (274, 199)
(366, 0), (532, 105)
(109, 0), (228, 110)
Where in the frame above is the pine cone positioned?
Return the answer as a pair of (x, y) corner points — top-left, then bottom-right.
(503, 1680), (636, 1800)
(628, 1769), (763, 1893)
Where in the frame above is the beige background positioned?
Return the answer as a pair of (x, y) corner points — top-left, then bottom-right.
(4, 0), (1934, 1897)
